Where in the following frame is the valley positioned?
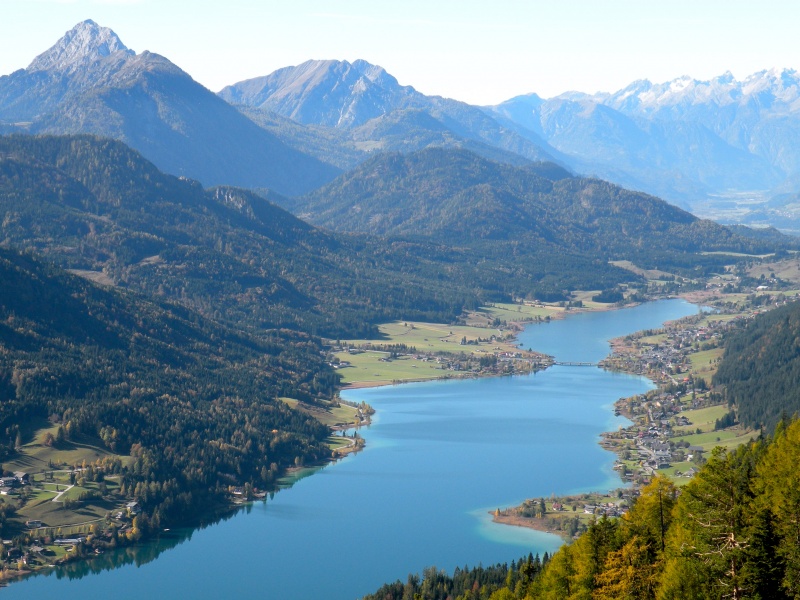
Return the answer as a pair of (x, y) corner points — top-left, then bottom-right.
(1, 13), (800, 600)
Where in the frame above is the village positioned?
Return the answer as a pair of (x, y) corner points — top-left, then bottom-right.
(493, 276), (800, 539)
(0, 465), (148, 573)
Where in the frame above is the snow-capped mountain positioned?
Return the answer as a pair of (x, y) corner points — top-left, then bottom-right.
(27, 19), (133, 74)
(488, 70), (800, 209)
(604, 69), (800, 116)
(0, 20), (338, 195)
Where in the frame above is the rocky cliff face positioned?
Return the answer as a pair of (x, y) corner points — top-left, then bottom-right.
(0, 20), (339, 195)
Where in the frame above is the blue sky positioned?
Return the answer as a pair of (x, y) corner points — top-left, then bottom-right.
(2, 0), (799, 105)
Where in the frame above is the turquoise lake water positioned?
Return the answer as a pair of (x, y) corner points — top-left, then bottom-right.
(4, 299), (699, 599)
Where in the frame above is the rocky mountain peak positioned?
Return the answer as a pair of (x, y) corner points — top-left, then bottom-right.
(27, 19), (133, 74)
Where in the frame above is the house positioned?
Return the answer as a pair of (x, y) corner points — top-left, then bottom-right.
(13, 472), (29, 485)
(0, 487), (12, 496)
(54, 537), (84, 546)
(0, 477), (17, 488)
(25, 520), (44, 528)
(126, 501), (141, 515)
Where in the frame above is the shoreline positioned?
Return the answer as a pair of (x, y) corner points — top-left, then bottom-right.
(0, 296), (691, 586)
(489, 292), (709, 536)
(336, 297), (658, 393)
(490, 289), (774, 537)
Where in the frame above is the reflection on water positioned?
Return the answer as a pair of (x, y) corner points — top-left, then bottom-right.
(48, 529), (192, 582)
(15, 462), (336, 586)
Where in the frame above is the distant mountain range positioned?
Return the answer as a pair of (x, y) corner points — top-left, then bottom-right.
(0, 20), (338, 196)
(487, 70), (800, 208)
(223, 59), (800, 224)
(220, 58), (562, 169)
(3, 20), (800, 228)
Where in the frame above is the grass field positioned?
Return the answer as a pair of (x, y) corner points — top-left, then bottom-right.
(279, 397), (362, 428)
(347, 320), (507, 353)
(4, 424), (128, 474)
(335, 352), (448, 385)
(700, 313), (742, 324)
(337, 318), (532, 386)
(670, 404), (755, 455)
(673, 404), (730, 434)
(16, 488), (111, 528)
(638, 333), (668, 345)
(609, 260), (677, 281)
(568, 291), (623, 310)
(3, 423), (133, 535)
(326, 435), (354, 451)
(475, 302), (561, 323)
(748, 257), (800, 284)
(278, 396), (371, 459)
(688, 347), (725, 383)
(658, 460), (696, 486)
(672, 429), (756, 454)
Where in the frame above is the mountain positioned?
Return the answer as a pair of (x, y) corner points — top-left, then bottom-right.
(487, 70), (800, 216)
(242, 104), (538, 176)
(0, 20), (338, 195)
(220, 59), (418, 129)
(605, 69), (800, 182)
(1, 134), (627, 333)
(291, 147), (783, 265)
(220, 59), (563, 166)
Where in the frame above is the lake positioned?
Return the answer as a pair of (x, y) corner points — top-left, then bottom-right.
(4, 299), (699, 599)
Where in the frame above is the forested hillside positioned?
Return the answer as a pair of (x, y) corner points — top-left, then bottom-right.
(364, 422), (800, 599)
(0, 134), (636, 323)
(0, 247), (333, 525)
(714, 300), (800, 432)
(292, 148), (789, 274)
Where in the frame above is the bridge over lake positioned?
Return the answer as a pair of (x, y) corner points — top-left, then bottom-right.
(553, 361), (598, 367)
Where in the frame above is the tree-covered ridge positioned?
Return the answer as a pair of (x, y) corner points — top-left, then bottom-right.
(0, 134), (635, 328)
(294, 147), (791, 265)
(0, 134), (491, 337)
(364, 421), (800, 599)
(714, 300), (800, 432)
(0, 247), (333, 524)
